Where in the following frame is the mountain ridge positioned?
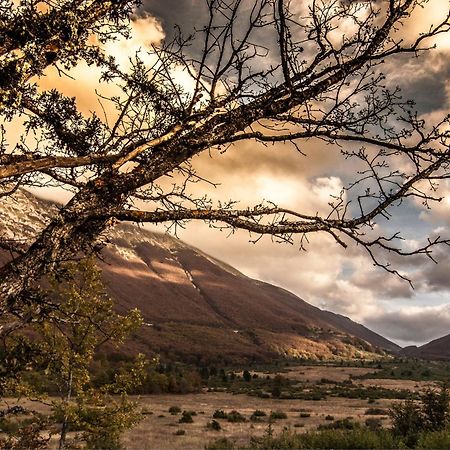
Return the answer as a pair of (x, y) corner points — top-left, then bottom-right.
(0, 189), (400, 363)
(399, 334), (450, 361)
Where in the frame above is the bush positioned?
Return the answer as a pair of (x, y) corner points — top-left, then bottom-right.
(318, 418), (360, 431)
(174, 429), (186, 436)
(207, 420), (222, 431)
(389, 385), (450, 447)
(0, 418), (49, 450)
(206, 437), (235, 449)
(421, 386), (450, 431)
(243, 370), (252, 382)
(227, 410), (246, 423)
(271, 385), (281, 398)
(365, 408), (389, 415)
(416, 429), (450, 449)
(300, 412), (311, 418)
(213, 410), (228, 419)
(169, 406), (182, 415)
(365, 418), (383, 431)
(325, 415), (335, 421)
(179, 411), (194, 424)
(169, 406), (181, 416)
(246, 427), (399, 449)
(390, 398), (423, 448)
(250, 410), (267, 422)
(270, 410), (288, 420)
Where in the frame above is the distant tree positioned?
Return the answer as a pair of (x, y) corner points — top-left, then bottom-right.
(1, 0), (450, 323)
(243, 370), (252, 382)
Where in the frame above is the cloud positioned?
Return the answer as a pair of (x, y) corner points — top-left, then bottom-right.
(37, 15), (164, 118)
(20, 0), (450, 348)
(419, 246), (450, 292)
(365, 304), (450, 346)
(386, 51), (450, 114)
(350, 270), (414, 300)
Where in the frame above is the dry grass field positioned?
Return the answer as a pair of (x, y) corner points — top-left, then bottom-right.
(123, 392), (390, 449)
(3, 364), (438, 449)
(119, 365), (436, 449)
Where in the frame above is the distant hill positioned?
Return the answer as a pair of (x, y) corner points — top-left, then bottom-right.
(400, 335), (450, 361)
(0, 189), (400, 364)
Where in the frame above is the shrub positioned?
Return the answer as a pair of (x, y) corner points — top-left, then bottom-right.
(300, 412), (311, 418)
(389, 385), (450, 448)
(213, 410), (228, 419)
(141, 407), (152, 416)
(421, 386), (450, 431)
(207, 420), (222, 431)
(250, 410), (267, 422)
(271, 385), (281, 398)
(205, 437), (235, 450)
(416, 429), (450, 449)
(0, 418), (50, 450)
(179, 411), (194, 424)
(365, 408), (389, 415)
(174, 429), (186, 436)
(390, 398), (422, 447)
(318, 418), (360, 431)
(243, 370), (252, 382)
(325, 415), (335, 421)
(365, 418), (383, 431)
(227, 410), (246, 423)
(246, 427), (399, 449)
(169, 406), (182, 415)
(270, 410), (288, 420)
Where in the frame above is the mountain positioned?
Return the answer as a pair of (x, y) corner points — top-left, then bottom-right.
(0, 189), (400, 363)
(400, 335), (450, 361)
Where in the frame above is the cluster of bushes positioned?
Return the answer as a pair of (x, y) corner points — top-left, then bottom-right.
(356, 359), (450, 383)
(212, 409), (247, 423)
(208, 426), (450, 449)
(207, 386), (450, 449)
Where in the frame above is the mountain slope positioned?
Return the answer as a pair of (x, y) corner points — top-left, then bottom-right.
(0, 189), (400, 363)
(400, 335), (450, 361)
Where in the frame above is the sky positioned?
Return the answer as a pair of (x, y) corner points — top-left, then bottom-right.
(27, 0), (450, 347)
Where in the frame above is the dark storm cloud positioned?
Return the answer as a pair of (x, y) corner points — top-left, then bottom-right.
(364, 305), (450, 345)
(140, 0), (283, 85)
(419, 246), (450, 291)
(140, 0), (210, 39)
(386, 51), (450, 114)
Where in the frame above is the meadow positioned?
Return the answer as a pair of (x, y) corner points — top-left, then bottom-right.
(4, 359), (449, 449)
(120, 362), (439, 449)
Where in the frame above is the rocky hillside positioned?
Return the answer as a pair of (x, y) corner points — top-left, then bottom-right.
(0, 189), (400, 363)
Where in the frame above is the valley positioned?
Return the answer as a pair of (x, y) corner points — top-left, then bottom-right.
(6, 360), (448, 449)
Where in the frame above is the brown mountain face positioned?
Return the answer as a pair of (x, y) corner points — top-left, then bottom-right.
(399, 335), (450, 361)
(1, 190), (400, 364)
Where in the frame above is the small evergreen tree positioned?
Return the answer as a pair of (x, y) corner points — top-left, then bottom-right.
(243, 370), (252, 382)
